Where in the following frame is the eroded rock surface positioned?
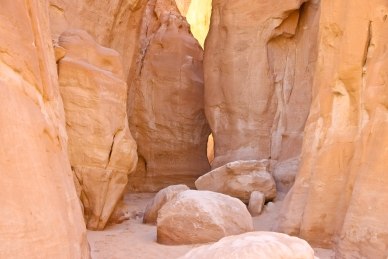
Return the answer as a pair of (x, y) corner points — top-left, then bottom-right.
(0, 1), (90, 258)
(275, 1), (388, 258)
(127, 0), (210, 191)
(157, 190), (254, 245)
(204, 0), (319, 193)
(248, 191), (265, 217)
(143, 184), (190, 225)
(178, 232), (316, 259)
(57, 30), (138, 230)
(195, 160), (276, 203)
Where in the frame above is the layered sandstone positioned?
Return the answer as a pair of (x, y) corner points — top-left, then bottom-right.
(57, 30), (138, 230)
(127, 0), (210, 191)
(204, 0), (320, 193)
(0, 0), (90, 258)
(275, 1), (388, 258)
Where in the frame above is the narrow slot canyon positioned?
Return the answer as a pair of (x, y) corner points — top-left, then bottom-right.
(1, 0), (388, 258)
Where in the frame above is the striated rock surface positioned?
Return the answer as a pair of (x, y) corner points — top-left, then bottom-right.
(57, 30), (138, 230)
(275, 0), (388, 258)
(195, 160), (276, 203)
(0, 0), (90, 258)
(178, 232), (316, 259)
(127, 0), (210, 191)
(204, 0), (320, 192)
(248, 191), (265, 217)
(49, 0), (148, 78)
(157, 190), (254, 245)
(143, 184), (190, 225)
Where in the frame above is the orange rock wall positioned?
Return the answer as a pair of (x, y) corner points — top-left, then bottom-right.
(0, 0), (90, 258)
(275, 0), (388, 258)
(204, 0), (318, 193)
(127, 0), (210, 191)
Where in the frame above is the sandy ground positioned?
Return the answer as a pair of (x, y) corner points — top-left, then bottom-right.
(88, 192), (335, 259)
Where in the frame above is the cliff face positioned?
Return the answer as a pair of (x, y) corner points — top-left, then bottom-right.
(204, 0), (318, 192)
(185, 0), (212, 47)
(275, 1), (388, 258)
(0, 0), (90, 258)
(127, 0), (210, 191)
(57, 30), (138, 230)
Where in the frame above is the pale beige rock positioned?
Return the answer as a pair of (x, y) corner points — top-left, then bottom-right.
(127, 0), (210, 191)
(275, 0), (388, 258)
(272, 157), (300, 193)
(178, 232), (316, 259)
(175, 0), (192, 16)
(204, 0), (319, 193)
(57, 30), (138, 230)
(107, 201), (140, 225)
(0, 0), (90, 258)
(248, 191), (265, 217)
(195, 160), (277, 203)
(143, 184), (190, 225)
(157, 190), (254, 245)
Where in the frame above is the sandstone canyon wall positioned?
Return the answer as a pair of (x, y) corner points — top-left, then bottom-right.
(127, 0), (210, 191)
(0, 0), (90, 258)
(57, 30), (138, 230)
(204, 0), (319, 193)
(185, 0), (212, 47)
(275, 0), (388, 258)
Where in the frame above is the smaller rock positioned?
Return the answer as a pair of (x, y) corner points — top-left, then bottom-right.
(143, 184), (190, 225)
(195, 160), (277, 203)
(107, 201), (139, 225)
(248, 191), (265, 216)
(178, 232), (316, 259)
(157, 190), (254, 245)
(53, 44), (67, 62)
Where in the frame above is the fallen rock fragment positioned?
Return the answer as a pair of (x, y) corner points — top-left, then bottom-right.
(157, 190), (254, 245)
(178, 232), (316, 259)
(195, 160), (276, 203)
(143, 184), (190, 225)
(248, 191), (265, 217)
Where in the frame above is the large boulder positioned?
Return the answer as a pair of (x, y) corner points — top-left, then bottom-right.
(195, 160), (277, 203)
(143, 184), (190, 225)
(157, 190), (254, 245)
(0, 1), (90, 258)
(178, 232), (316, 259)
(57, 29), (138, 230)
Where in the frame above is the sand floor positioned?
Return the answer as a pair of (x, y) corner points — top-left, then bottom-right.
(88, 192), (335, 259)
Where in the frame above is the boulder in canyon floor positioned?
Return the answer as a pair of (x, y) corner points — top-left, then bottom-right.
(248, 191), (265, 217)
(143, 184), (190, 225)
(157, 190), (254, 245)
(195, 160), (277, 203)
(178, 231), (316, 259)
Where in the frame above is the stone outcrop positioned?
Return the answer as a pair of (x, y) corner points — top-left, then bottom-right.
(127, 0), (211, 191)
(248, 191), (265, 217)
(274, 1), (388, 258)
(195, 160), (276, 203)
(178, 232), (316, 259)
(143, 184), (190, 225)
(204, 0), (320, 192)
(157, 190), (254, 245)
(57, 30), (138, 230)
(49, 0), (148, 78)
(0, 1), (90, 258)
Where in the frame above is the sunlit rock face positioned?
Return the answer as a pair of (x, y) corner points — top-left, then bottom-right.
(275, 0), (388, 258)
(185, 0), (212, 47)
(127, 0), (211, 191)
(0, 1), (90, 258)
(204, 0), (319, 194)
(57, 30), (138, 230)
